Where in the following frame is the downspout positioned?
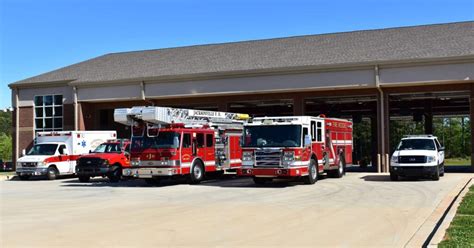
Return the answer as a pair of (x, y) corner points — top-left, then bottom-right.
(375, 65), (385, 173)
(73, 86), (78, 131)
(141, 81), (154, 106)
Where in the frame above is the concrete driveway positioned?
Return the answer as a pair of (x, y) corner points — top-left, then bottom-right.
(1, 172), (472, 247)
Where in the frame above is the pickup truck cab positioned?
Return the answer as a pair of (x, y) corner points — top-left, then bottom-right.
(390, 135), (445, 181)
(76, 140), (130, 182)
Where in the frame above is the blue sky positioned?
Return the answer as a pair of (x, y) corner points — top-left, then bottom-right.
(0, 0), (472, 109)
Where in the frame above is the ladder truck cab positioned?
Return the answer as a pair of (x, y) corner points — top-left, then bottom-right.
(114, 106), (249, 184)
(237, 116), (353, 185)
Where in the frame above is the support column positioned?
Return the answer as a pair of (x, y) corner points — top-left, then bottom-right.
(371, 116), (378, 171)
(73, 86), (78, 131)
(383, 92), (390, 172)
(424, 99), (433, 134)
(470, 86), (474, 172)
(293, 96), (304, 116)
(14, 88), (19, 169)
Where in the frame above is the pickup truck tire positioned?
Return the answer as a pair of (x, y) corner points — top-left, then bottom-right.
(19, 175), (30, 180)
(78, 176), (90, 182)
(303, 159), (318, 184)
(432, 166), (440, 181)
(189, 161), (204, 184)
(108, 165), (122, 183)
(440, 163), (445, 177)
(253, 177), (271, 185)
(46, 166), (58, 180)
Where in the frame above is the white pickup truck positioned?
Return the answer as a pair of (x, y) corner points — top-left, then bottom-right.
(16, 131), (116, 180)
(390, 135), (445, 181)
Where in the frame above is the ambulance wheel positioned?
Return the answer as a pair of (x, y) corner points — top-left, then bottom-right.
(303, 159), (318, 184)
(19, 175), (30, 180)
(253, 177), (271, 185)
(46, 166), (58, 180)
(189, 161), (205, 184)
(78, 176), (90, 182)
(108, 165), (122, 183)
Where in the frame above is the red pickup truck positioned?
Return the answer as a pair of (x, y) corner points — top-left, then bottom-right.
(76, 140), (130, 182)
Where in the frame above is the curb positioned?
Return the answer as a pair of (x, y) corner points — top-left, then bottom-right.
(0, 174), (17, 181)
(427, 177), (473, 247)
(405, 176), (473, 248)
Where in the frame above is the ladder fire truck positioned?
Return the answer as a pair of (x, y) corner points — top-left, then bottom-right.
(114, 106), (249, 184)
(237, 115), (353, 185)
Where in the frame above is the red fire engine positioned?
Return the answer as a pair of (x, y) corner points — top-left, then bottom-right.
(114, 106), (249, 185)
(237, 115), (353, 185)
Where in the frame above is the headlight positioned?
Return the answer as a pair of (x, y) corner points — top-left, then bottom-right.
(427, 156), (436, 163)
(102, 160), (109, 166)
(283, 151), (295, 161)
(37, 161), (45, 167)
(242, 151), (254, 161)
(131, 159), (141, 166)
(391, 156), (398, 163)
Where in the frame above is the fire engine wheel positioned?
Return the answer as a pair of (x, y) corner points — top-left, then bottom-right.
(189, 161), (205, 184)
(46, 166), (58, 180)
(328, 156), (345, 178)
(78, 176), (90, 182)
(108, 165), (122, 183)
(303, 159), (318, 185)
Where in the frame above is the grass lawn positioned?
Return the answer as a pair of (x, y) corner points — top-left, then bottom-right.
(438, 185), (474, 247)
(445, 158), (471, 166)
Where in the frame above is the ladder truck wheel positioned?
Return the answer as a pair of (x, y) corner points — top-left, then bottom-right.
(108, 164), (122, 183)
(46, 166), (59, 180)
(303, 159), (318, 184)
(189, 160), (205, 184)
(253, 177), (271, 185)
(78, 176), (90, 182)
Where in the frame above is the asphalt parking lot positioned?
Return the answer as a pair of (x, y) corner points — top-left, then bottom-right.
(1, 172), (472, 247)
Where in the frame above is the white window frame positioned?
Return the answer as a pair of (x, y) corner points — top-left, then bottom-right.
(34, 94), (63, 132)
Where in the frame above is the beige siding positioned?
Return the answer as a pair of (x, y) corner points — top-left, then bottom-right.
(77, 84), (142, 102)
(18, 86), (73, 107)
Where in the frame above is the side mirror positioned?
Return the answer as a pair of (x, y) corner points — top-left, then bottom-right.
(21, 149), (26, 156)
(89, 150), (92, 153)
(304, 135), (311, 147)
(439, 147), (445, 151)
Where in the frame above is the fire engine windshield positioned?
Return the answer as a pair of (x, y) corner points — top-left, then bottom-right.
(27, 144), (58, 156)
(131, 132), (180, 152)
(397, 139), (436, 151)
(243, 125), (302, 147)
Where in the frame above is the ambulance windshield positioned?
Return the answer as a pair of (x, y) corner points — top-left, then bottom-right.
(27, 144), (58, 156)
(243, 125), (302, 147)
(131, 132), (180, 152)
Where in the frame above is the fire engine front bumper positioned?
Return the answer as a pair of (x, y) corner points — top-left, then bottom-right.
(237, 167), (309, 178)
(16, 167), (48, 176)
(123, 167), (182, 178)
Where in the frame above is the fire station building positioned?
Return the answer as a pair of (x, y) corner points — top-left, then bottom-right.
(9, 21), (474, 171)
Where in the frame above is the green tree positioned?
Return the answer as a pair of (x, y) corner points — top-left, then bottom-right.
(0, 134), (12, 160)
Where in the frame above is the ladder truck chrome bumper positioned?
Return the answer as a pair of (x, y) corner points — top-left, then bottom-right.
(123, 166), (183, 178)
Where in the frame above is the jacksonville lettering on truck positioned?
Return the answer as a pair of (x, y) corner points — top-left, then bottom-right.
(16, 131), (116, 180)
(114, 106), (248, 185)
(237, 115), (353, 185)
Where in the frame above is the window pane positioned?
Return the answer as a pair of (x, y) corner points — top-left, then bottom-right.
(54, 95), (62, 105)
(45, 107), (53, 117)
(34, 96), (43, 106)
(54, 118), (62, 129)
(54, 106), (62, 117)
(35, 107), (43, 118)
(35, 119), (43, 129)
(206, 134), (213, 147)
(182, 134), (191, 148)
(197, 133), (204, 148)
(45, 118), (53, 129)
(44, 95), (53, 106)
